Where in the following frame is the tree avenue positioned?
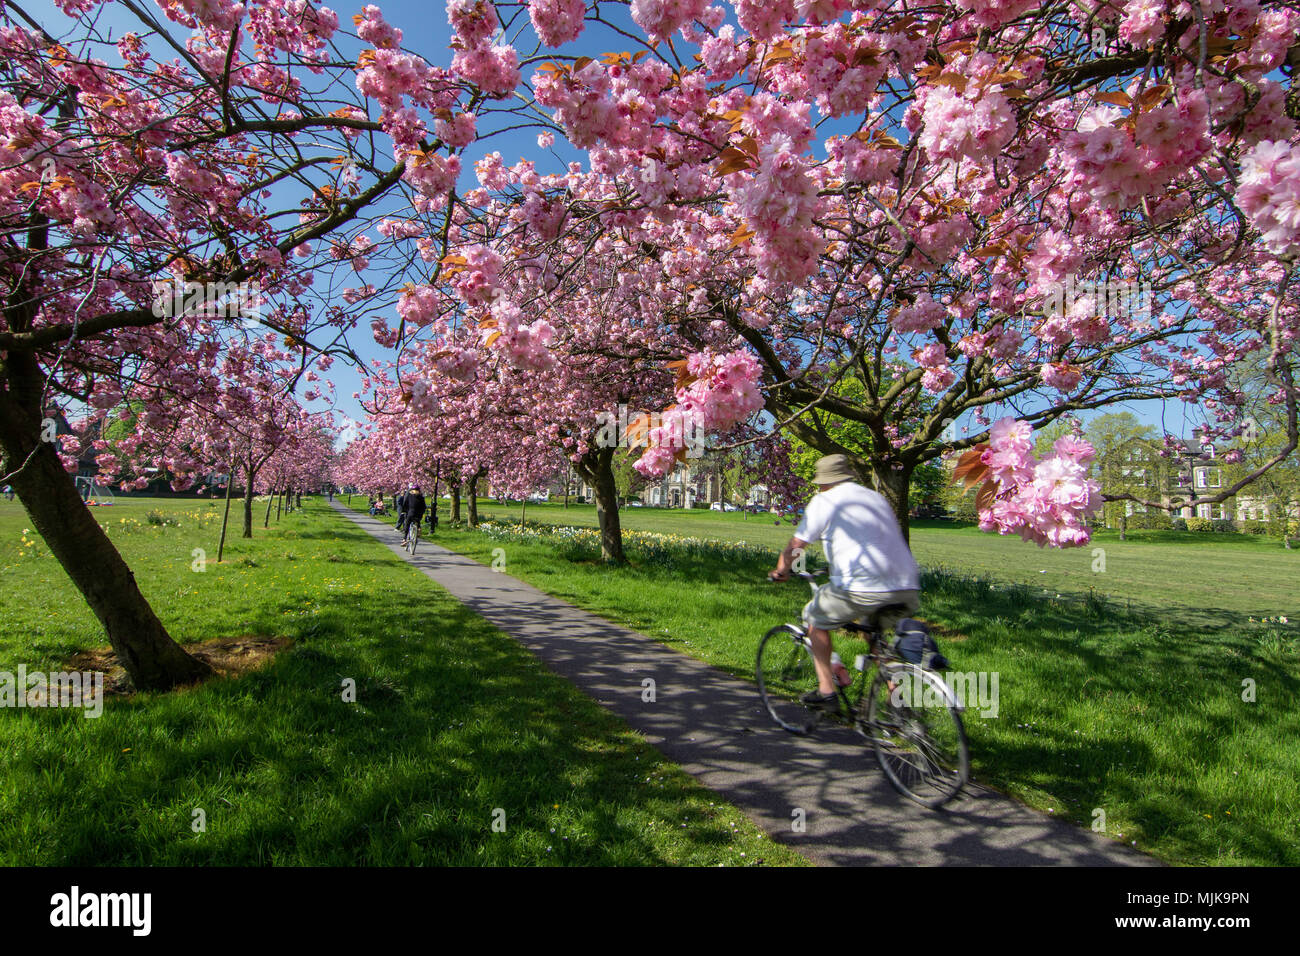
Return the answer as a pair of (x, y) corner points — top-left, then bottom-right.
(2, 0), (1297, 685)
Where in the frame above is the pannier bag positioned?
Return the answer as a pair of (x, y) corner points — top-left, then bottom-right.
(890, 619), (949, 671)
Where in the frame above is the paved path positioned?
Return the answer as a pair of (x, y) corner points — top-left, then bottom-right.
(333, 502), (1155, 867)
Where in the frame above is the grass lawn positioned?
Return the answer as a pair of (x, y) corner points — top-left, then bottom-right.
(445, 499), (1298, 626)
(402, 497), (1300, 866)
(0, 496), (806, 866)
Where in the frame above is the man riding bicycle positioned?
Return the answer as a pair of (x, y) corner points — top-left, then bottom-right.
(400, 484), (427, 536)
(769, 454), (921, 712)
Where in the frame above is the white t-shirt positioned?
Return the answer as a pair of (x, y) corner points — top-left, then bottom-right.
(794, 481), (920, 593)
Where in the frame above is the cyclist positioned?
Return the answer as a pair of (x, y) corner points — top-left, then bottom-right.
(401, 484), (427, 539)
(768, 454), (920, 712)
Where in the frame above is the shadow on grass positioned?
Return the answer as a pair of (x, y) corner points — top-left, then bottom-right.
(1, 587), (755, 866)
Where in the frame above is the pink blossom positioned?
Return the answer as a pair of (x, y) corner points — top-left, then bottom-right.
(435, 112), (477, 148)
(397, 284), (440, 327)
(892, 293), (945, 334)
(732, 0), (795, 41)
(451, 44), (520, 99)
(1040, 362), (1083, 392)
(974, 419), (1100, 548)
(447, 0), (499, 46)
(528, 0), (587, 47)
(1237, 140), (1300, 257)
(918, 85), (1016, 166)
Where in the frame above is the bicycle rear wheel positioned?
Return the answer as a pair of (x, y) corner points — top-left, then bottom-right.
(866, 662), (969, 808)
(756, 624), (821, 734)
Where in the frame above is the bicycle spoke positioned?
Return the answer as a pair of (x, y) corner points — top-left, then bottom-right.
(757, 625), (821, 735)
(866, 665), (969, 808)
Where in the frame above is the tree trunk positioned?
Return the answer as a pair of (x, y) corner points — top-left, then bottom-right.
(0, 399), (212, 691)
(218, 463), (235, 563)
(296, 491), (301, 509)
(467, 468), (486, 527)
(242, 466), (255, 538)
(450, 482), (461, 523)
(276, 488), (283, 521)
(1119, 512), (1127, 542)
(866, 459), (913, 545)
(430, 473), (439, 531)
(264, 487), (275, 528)
(578, 446), (626, 564)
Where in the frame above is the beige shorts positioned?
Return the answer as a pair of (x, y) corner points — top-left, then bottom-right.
(802, 583), (920, 632)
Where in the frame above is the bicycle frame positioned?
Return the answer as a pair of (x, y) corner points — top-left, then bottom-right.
(784, 572), (957, 734)
(787, 620), (894, 740)
(761, 570), (971, 808)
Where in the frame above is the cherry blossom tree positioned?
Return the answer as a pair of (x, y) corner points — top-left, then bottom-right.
(0, 0), (528, 688)
(427, 0), (1300, 547)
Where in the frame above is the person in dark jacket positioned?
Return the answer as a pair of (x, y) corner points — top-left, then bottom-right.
(402, 485), (427, 534)
(395, 490), (408, 530)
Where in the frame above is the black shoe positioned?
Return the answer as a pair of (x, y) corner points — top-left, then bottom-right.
(800, 690), (839, 713)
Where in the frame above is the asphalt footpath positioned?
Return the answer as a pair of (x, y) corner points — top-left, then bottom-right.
(331, 501), (1155, 867)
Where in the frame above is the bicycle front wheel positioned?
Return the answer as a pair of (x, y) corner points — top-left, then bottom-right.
(756, 624), (821, 734)
(866, 662), (969, 808)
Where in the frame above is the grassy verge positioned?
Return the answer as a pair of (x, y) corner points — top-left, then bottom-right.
(417, 510), (1299, 866)
(397, 499), (1297, 628)
(0, 496), (806, 866)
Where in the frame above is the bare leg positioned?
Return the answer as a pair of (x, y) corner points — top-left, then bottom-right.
(807, 626), (836, 695)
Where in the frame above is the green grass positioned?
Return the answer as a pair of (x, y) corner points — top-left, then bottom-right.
(428, 499), (1298, 627)
(407, 501), (1300, 866)
(0, 496), (806, 866)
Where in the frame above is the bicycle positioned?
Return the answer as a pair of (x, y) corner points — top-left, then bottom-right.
(402, 515), (420, 555)
(756, 571), (969, 809)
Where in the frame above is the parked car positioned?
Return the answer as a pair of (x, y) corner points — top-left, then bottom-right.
(910, 504), (949, 519)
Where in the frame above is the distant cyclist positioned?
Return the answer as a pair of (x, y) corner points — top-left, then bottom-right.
(401, 484), (426, 535)
(769, 454), (921, 712)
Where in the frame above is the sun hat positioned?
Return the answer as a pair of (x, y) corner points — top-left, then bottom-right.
(812, 454), (858, 485)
